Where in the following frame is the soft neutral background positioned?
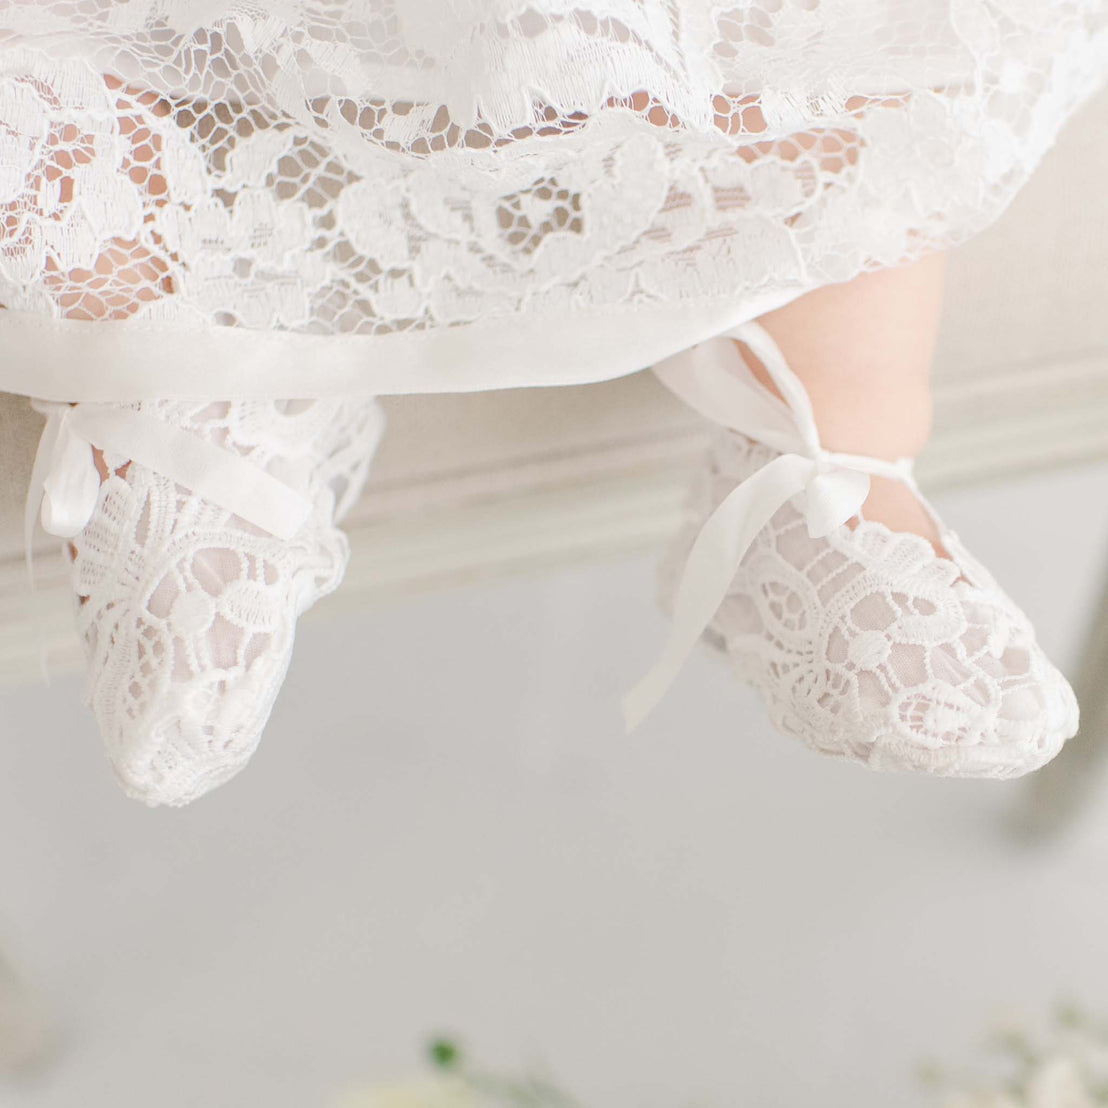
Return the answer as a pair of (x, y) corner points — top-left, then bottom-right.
(1, 459), (1108, 1108)
(0, 87), (1106, 1108)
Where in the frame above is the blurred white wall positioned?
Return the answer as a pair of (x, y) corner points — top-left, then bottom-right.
(0, 457), (1107, 1108)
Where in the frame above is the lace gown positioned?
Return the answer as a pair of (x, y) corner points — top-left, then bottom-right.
(0, 0), (1105, 402)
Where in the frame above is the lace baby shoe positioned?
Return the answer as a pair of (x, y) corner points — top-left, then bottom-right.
(624, 323), (1078, 779)
(27, 395), (385, 806)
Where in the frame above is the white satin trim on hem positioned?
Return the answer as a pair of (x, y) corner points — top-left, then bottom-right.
(0, 286), (809, 402)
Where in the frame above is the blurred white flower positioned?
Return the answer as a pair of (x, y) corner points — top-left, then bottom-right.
(330, 1076), (482, 1108)
(1026, 1057), (1097, 1108)
(941, 1094), (1022, 1108)
(934, 1009), (1108, 1108)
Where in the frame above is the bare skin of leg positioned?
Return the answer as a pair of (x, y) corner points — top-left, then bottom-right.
(740, 251), (948, 555)
(601, 87), (947, 552)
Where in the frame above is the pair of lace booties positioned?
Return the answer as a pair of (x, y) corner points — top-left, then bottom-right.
(30, 322), (1076, 804)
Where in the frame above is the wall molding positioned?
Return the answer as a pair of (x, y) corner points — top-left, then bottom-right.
(3, 348), (1107, 685)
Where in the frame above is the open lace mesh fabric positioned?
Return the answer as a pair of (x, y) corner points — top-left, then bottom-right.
(0, 0), (1106, 400)
(68, 395), (385, 805)
(656, 426), (1079, 777)
(645, 326), (1079, 777)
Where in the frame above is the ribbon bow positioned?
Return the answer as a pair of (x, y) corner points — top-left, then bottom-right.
(622, 322), (916, 732)
(25, 400), (315, 581)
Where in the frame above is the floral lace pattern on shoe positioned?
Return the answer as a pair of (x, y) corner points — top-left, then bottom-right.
(65, 396), (385, 806)
(659, 431), (1078, 778)
(636, 322), (1077, 778)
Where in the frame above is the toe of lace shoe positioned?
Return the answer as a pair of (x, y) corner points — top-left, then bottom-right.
(743, 564), (1079, 780)
(867, 661), (1078, 780)
(853, 598), (1080, 780)
(83, 612), (296, 807)
(100, 659), (293, 807)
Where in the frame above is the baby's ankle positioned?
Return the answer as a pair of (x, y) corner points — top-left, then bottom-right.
(736, 337), (934, 462)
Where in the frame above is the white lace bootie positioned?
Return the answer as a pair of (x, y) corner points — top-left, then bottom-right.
(624, 323), (1078, 779)
(31, 395), (385, 806)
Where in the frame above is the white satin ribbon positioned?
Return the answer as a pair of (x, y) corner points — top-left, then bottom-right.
(622, 321), (917, 732)
(25, 400), (314, 581)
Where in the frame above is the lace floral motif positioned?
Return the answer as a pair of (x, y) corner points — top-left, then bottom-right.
(69, 395), (384, 806)
(0, 1), (1104, 351)
(658, 431), (1079, 778)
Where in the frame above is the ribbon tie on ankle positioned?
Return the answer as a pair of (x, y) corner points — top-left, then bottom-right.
(25, 400), (315, 580)
(622, 322), (917, 733)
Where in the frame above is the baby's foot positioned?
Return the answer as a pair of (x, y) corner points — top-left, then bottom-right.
(631, 323), (1078, 777)
(62, 396), (384, 805)
(661, 430), (1077, 776)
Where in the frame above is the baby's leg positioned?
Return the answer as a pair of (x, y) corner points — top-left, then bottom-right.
(648, 245), (1078, 773)
(598, 90), (948, 547)
(746, 252), (947, 551)
(713, 96), (948, 551)
(35, 75), (175, 320)
(9, 77), (386, 806)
